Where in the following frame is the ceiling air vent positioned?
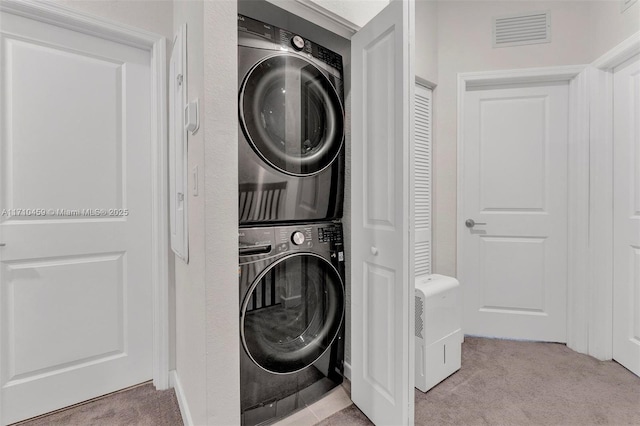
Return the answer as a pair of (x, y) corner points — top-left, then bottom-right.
(493, 11), (550, 48)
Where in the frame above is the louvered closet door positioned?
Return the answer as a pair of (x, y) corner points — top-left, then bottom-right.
(415, 84), (432, 277)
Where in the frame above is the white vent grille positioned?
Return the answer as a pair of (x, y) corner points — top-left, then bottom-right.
(493, 11), (550, 48)
(415, 295), (424, 339)
(415, 84), (432, 277)
(415, 241), (431, 276)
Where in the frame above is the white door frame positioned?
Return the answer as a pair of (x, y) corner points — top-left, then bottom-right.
(456, 64), (590, 353)
(0, 0), (170, 389)
(588, 32), (640, 360)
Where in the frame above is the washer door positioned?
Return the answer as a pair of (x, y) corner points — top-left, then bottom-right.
(239, 54), (344, 176)
(241, 253), (344, 374)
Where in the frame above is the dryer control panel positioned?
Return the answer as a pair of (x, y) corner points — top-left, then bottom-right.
(238, 14), (343, 72)
(278, 29), (343, 71)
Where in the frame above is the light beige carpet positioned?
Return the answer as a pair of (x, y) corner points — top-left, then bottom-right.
(14, 382), (182, 426)
(320, 337), (640, 425)
(13, 337), (640, 426)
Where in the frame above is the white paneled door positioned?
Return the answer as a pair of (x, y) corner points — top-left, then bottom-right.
(613, 54), (640, 377)
(0, 11), (153, 424)
(460, 82), (569, 342)
(350, 0), (415, 424)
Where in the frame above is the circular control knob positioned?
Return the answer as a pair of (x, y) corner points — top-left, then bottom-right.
(291, 231), (305, 245)
(291, 35), (305, 51)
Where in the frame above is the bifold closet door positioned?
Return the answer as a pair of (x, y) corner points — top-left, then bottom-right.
(350, 0), (415, 424)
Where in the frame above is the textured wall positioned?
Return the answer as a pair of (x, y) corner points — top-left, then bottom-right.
(416, 0), (438, 84)
(589, 0), (639, 61)
(309, 0), (389, 27)
(202, 1), (241, 424)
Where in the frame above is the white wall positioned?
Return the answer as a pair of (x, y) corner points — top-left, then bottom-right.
(590, 0), (640, 60)
(202, 1), (241, 424)
(309, 0), (389, 27)
(172, 0), (240, 424)
(416, 0), (438, 84)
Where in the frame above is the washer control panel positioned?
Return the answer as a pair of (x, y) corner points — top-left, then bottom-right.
(239, 223), (344, 263)
(275, 226), (313, 252)
(318, 225), (342, 243)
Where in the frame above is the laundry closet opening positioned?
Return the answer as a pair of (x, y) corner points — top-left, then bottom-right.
(236, 1), (351, 424)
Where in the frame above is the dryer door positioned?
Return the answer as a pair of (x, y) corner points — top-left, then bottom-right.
(241, 253), (344, 374)
(239, 53), (344, 176)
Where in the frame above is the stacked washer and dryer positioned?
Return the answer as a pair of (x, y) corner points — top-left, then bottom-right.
(237, 14), (346, 426)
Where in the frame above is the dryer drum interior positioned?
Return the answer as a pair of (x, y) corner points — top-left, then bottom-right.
(240, 54), (344, 176)
(241, 253), (345, 374)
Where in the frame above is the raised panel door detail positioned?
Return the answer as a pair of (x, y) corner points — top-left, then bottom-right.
(363, 29), (395, 229)
(632, 71), (640, 217)
(633, 247), (640, 343)
(479, 96), (547, 212)
(480, 237), (546, 313)
(350, 1), (413, 423)
(2, 37), (124, 220)
(2, 253), (125, 382)
(363, 262), (395, 403)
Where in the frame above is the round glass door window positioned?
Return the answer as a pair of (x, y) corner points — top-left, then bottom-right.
(240, 54), (344, 176)
(241, 253), (344, 374)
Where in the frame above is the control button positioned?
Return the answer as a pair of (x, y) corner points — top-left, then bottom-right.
(291, 35), (305, 51)
(291, 231), (305, 245)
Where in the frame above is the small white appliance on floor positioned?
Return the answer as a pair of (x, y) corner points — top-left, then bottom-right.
(415, 274), (462, 392)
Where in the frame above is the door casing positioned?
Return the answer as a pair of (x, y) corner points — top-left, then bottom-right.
(0, 0), (170, 391)
(589, 33), (640, 362)
(457, 65), (590, 354)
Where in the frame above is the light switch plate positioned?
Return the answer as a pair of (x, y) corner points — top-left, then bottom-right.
(185, 98), (199, 134)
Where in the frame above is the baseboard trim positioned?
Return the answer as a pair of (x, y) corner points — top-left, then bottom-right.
(344, 361), (352, 381)
(169, 370), (193, 426)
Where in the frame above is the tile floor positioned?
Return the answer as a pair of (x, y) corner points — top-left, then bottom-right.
(274, 382), (353, 426)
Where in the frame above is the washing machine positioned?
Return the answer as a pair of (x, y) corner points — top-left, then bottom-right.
(238, 14), (345, 225)
(239, 222), (345, 425)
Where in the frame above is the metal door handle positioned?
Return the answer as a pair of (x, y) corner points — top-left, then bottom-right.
(370, 246), (378, 255)
(465, 219), (486, 228)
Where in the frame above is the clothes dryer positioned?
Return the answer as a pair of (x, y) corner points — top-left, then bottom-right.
(239, 222), (345, 425)
(238, 14), (345, 225)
